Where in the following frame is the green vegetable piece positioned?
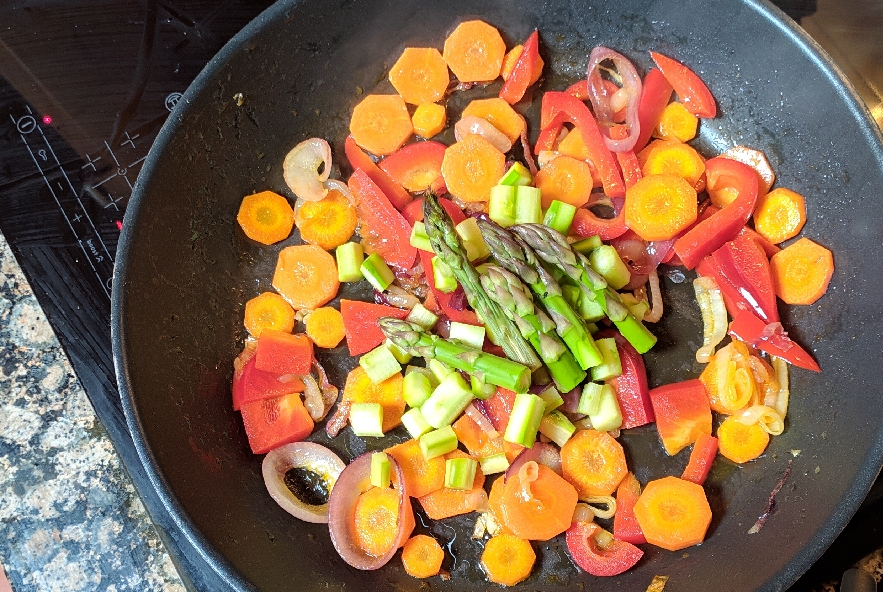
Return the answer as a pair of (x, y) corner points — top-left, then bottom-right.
(543, 200), (577, 234)
(335, 242), (365, 283)
(432, 255), (458, 293)
(456, 218), (491, 262)
(538, 410), (576, 447)
(449, 321), (486, 349)
(577, 382), (603, 416)
(589, 245), (631, 290)
(514, 186), (543, 225)
(409, 221), (434, 252)
(613, 313), (657, 354)
(588, 383), (623, 432)
(479, 453), (510, 475)
(571, 235), (603, 255)
(503, 392), (545, 448)
(403, 370), (433, 408)
(538, 385), (564, 414)
(577, 291), (606, 322)
(470, 374), (496, 400)
(590, 337), (622, 382)
(349, 402), (385, 437)
(406, 303), (439, 330)
(620, 293), (650, 322)
(488, 185), (517, 227)
(360, 252), (395, 291)
(419, 425), (459, 460)
(385, 338), (413, 364)
(421, 372), (474, 429)
(371, 452), (391, 488)
(445, 457), (478, 490)
(405, 365), (439, 388)
(498, 162), (533, 187)
(428, 359), (453, 383)
(562, 285), (581, 309)
(359, 344), (402, 384)
(401, 407), (433, 439)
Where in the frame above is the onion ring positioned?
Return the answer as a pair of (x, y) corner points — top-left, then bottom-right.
(454, 115), (513, 153)
(283, 137), (331, 202)
(261, 442), (345, 524)
(694, 276), (727, 362)
(504, 442), (562, 483)
(587, 46), (643, 153)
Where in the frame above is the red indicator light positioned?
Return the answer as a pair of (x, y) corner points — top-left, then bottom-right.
(42, 115), (52, 125)
(116, 220), (123, 231)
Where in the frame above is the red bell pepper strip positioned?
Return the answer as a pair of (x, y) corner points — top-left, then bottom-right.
(540, 91), (625, 197)
(499, 30), (539, 105)
(379, 140), (446, 194)
(681, 433), (718, 485)
(348, 168), (417, 270)
(597, 329), (654, 429)
(609, 125), (642, 189)
(340, 299), (410, 356)
(673, 157), (759, 269)
(233, 356), (305, 411)
(240, 391), (314, 454)
(566, 79), (589, 100)
(728, 309), (821, 372)
(649, 51), (717, 118)
(648, 379), (712, 456)
(418, 250), (480, 326)
(534, 111), (568, 154)
(613, 473), (646, 544)
(739, 225), (781, 259)
(344, 135), (413, 211)
(634, 68), (673, 151)
(565, 521), (644, 577)
(571, 199), (629, 242)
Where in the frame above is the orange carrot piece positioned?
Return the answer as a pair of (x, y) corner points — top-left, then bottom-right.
(535, 155), (594, 209)
(417, 450), (487, 520)
(480, 534), (536, 586)
(461, 98), (526, 144)
(557, 128), (589, 159)
(753, 187), (807, 244)
(294, 189), (358, 250)
(389, 48), (450, 105)
(237, 190), (294, 245)
(272, 244), (339, 310)
(770, 237), (834, 305)
(501, 44), (544, 85)
(624, 174), (698, 241)
(716, 415), (769, 463)
(721, 145), (776, 195)
(653, 102), (698, 143)
(443, 20), (506, 83)
(633, 476), (712, 551)
(401, 535), (445, 578)
(441, 134), (505, 203)
(243, 292), (295, 337)
(353, 486), (402, 557)
(342, 366), (405, 433)
(349, 94), (414, 156)
(385, 439), (446, 498)
(561, 429), (628, 497)
(304, 306), (346, 349)
(451, 414), (503, 459)
(491, 463), (578, 541)
(412, 103), (447, 139)
(639, 140), (706, 190)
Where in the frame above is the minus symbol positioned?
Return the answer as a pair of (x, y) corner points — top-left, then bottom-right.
(57, 181), (64, 191)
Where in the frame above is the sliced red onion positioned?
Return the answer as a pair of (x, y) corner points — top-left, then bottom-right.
(560, 386), (582, 414)
(471, 399), (493, 424)
(504, 442), (562, 483)
(610, 230), (672, 276)
(324, 179), (355, 205)
(325, 400), (351, 439)
(384, 285), (420, 309)
(283, 138), (332, 201)
(262, 442), (346, 524)
(448, 285), (467, 310)
(587, 47), (642, 153)
(454, 115), (513, 153)
(519, 125), (538, 176)
(302, 375), (328, 422)
(464, 402), (499, 438)
(312, 358), (339, 413)
(328, 453), (411, 570)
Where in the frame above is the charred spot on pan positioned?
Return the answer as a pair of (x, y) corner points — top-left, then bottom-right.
(284, 467), (330, 506)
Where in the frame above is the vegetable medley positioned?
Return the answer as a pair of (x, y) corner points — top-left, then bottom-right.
(231, 19), (834, 587)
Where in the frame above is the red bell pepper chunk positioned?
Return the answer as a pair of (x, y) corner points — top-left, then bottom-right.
(254, 330), (313, 375)
(401, 197), (466, 226)
(597, 330), (654, 429)
(240, 392), (314, 454)
(418, 250), (480, 326)
(344, 135), (413, 211)
(484, 387), (517, 434)
(499, 30), (539, 105)
(649, 51), (717, 118)
(648, 379), (712, 456)
(566, 79), (590, 100)
(534, 111), (568, 154)
(566, 521), (644, 577)
(728, 309), (821, 372)
(634, 68), (673, 151)
(673, 157), (759, 269)
(739, 225), (781, 259)
(681, 433), (719, 485)
(232, 356), (306, 411)
(613, 473), (646, 545)
(540, 91), (625, 197)
(348, 168), (417, 270)
(379, 141), (447, 194)
(339, 299), (410, 356)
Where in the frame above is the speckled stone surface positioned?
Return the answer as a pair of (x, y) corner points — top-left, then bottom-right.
(0, 232), (185, 592)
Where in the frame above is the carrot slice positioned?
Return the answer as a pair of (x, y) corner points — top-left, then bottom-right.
(633, 476), (712, 551)
(412, 103), (447, 139)
(534, 155), (594, 209)
(342, 366), (405, 433)
(639, 140), (706, 190)
(653, 102), (698, 143)
(272, 244), (339, 310)
(717, 415), (769, 463)
(304, 306), (346, 349)
(752, 187), (807, 244)
(402, 535), (445, 578)
(237, 190), (294, 245)
(443, 20), (506, 83)
(480, 534), (536, 586)
(389, 48), (450, 105)
(353, 486), (402, 557)
(418, 450), (487, 520)
(491, 463), (578, 541)
(624, 174), (698, 241)
(461, 98), (526, 143)
(501, 44), (544, 85)
(451, 414), (502, 458)
(770, 237), (834, 305)
(385, 439), (446, 498)
(349, 94), (414, 156)
(441, 134), (505, 203)
(243, 292), (295, 337)
(561, 429), (628, 497)
(294, 189), (358, 250)
(557, 128), (589, 160)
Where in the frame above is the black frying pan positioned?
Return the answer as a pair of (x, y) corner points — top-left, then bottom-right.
(111, 0), (883, 590)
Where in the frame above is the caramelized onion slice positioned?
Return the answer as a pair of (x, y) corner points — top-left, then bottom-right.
(693, 276), (727, 362)
(504, 442), (562, 483)
(262, 442), (345, 524)
(283, 138), (331, 202)
(454, 115), (513, 153)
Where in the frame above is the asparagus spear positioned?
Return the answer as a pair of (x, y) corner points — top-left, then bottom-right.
(379, 317), (531, 393)
(480, 265), (586, 392)
(422, 191), (541, 370)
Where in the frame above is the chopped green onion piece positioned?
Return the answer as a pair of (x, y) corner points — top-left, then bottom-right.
(409, 221), (434, 252)
(431, 256), (458, 293)
(589, 383), (623, 432)
(590, 338), (622, 382)
(503, 392), (545, 448)
(428, 359), (453, 383)
(543, 200), (577, 234)
(419, 425), (459, 460)
(406, 303), (439, 330)
(538, 410), (576, 447)
(359, 344), (402, 384)
(349, 402), (385, 437)
(403, 370), (433, 408)
(577, 382), (604, 416)
(449, 322), (486, 349)
(498, 162), (533, 187)
(421, 372), (474, 429)
(488, 185), (517, 227)
(479, 453), (510, 475)
(371, 452), (391, 488)
(572, 235), (603, 255)
(445, 457), (478, 490)
(360, 253), (395, 291)
(385, 338), (413, 364)
(335, 242), (365, 283)
(401, 406), (433, 439)
(514, 186), (543, 225)
(538, 385), (564, 414)
(589, 245), (631, 290)
(471, 374), (496, 400)
(456, 218), (491, 262)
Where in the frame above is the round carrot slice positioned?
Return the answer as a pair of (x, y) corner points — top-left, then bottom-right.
(353, 486), (401, 558)
(295, 189), (358, 250)
(441, 134), (505, 203)
(624, 174), (698, 241)
(237, 190), (294, 245)
(654, 102), (698, 143)
(716, 415), (770, 463)
(401, 535), (445, 578)
(272, 244), (339, 309)
(770, 237), (834, 305)
(349, 94), (414, 156)
(389, 48), (450, 106)
(561, 429), (628, 497)
(243, 292), (295, 337)
(752, 187), (807, 244)
(491, 463), (578, 541)
(633, 476), (712, 551)
(640, 140), (706, 189)
(304, 306), (345, 349)
(534, 155), (594, 209)
(480, 534), (536, 586)
(461, 98), (526, 143)
(443, 20), (506, 83)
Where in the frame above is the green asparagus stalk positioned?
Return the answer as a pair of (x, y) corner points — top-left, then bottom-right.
(422, 192), (541, 371)
(378, 317), (531, 393)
